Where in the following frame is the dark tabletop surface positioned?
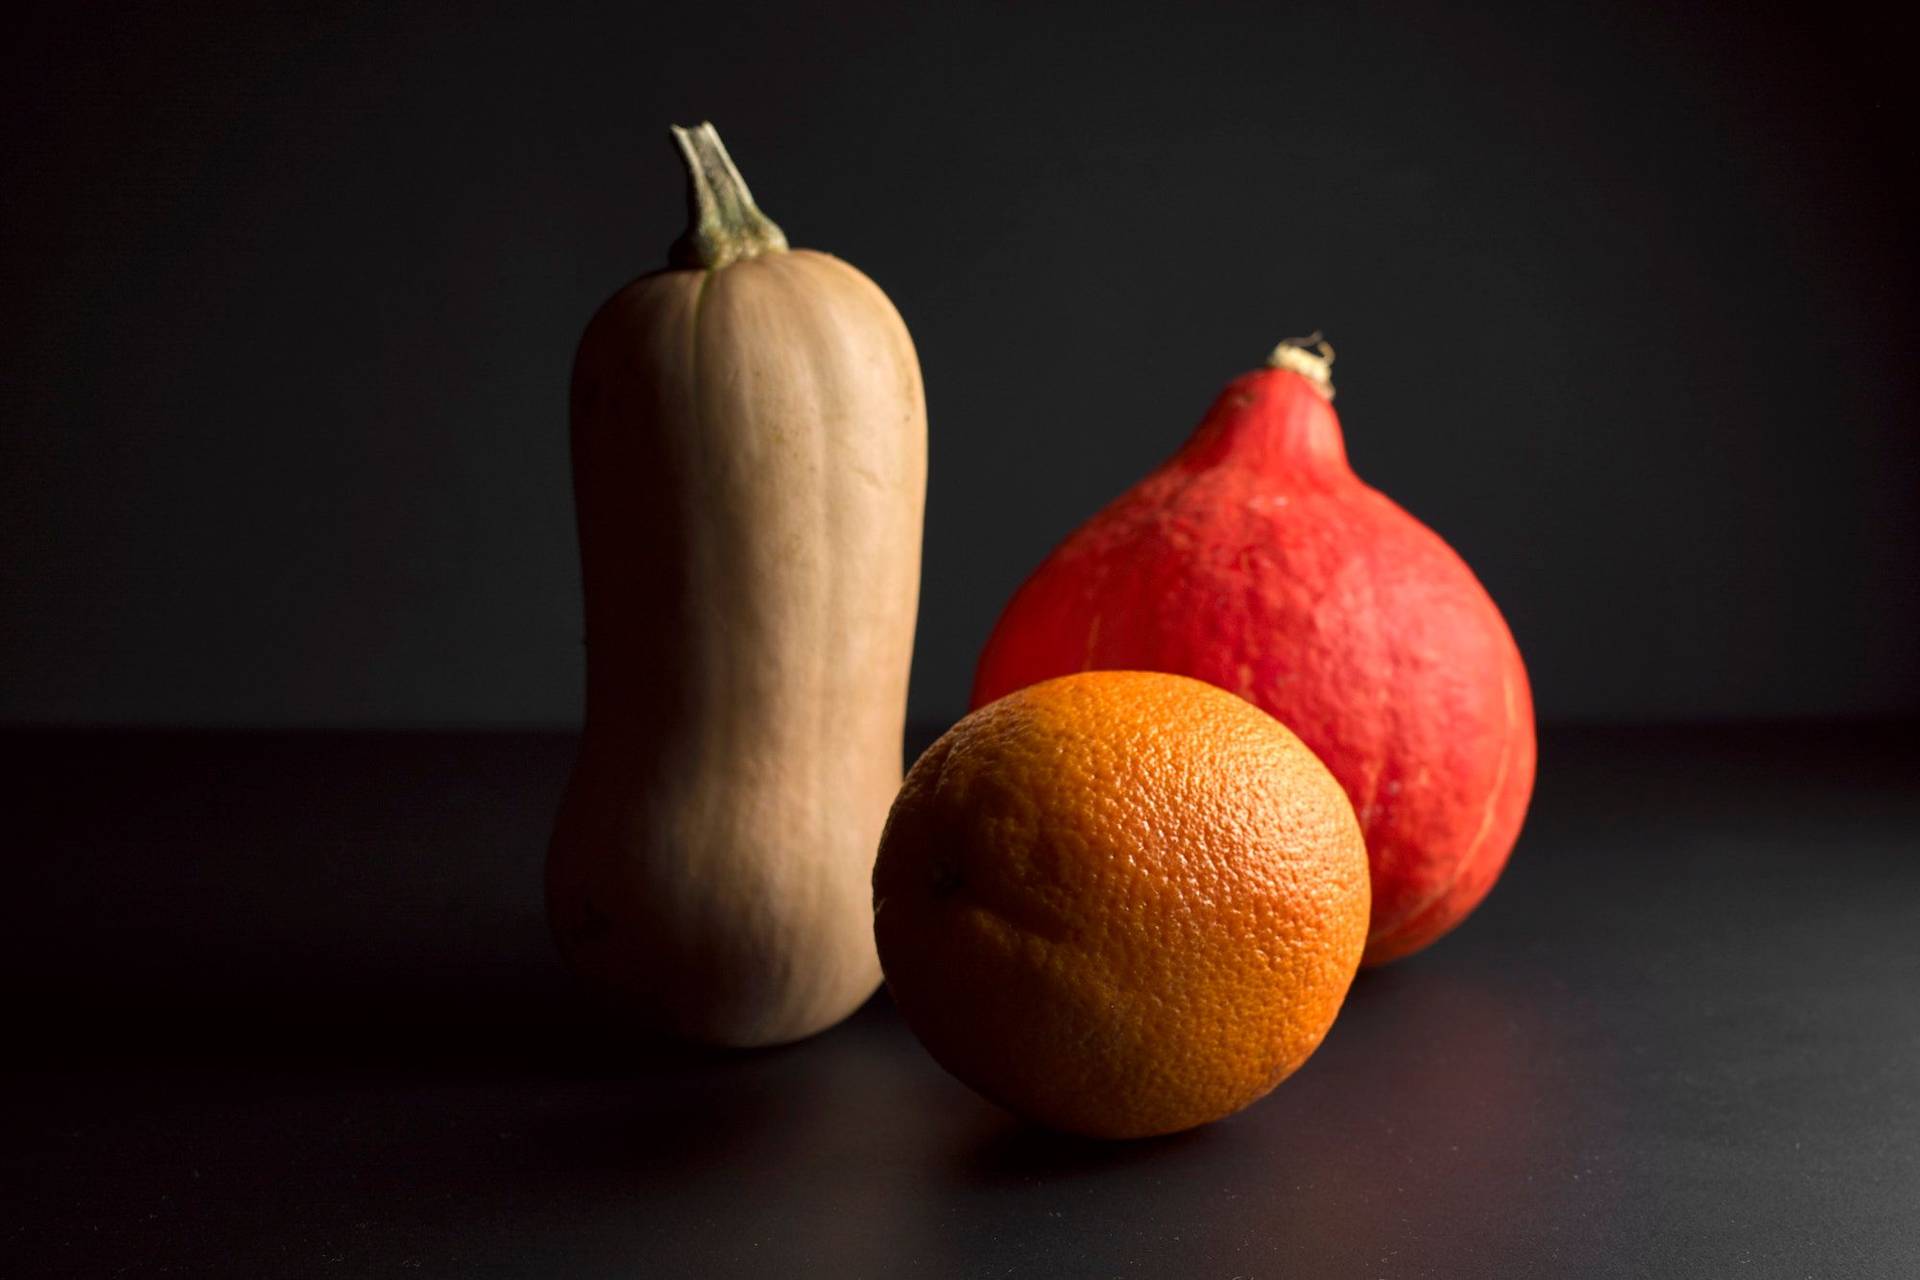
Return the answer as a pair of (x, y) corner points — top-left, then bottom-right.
(4, 722), (1917, 1277)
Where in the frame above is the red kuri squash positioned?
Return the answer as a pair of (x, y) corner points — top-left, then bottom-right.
(972, 339), (1534, 965)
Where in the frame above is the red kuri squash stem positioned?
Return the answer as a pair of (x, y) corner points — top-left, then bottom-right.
(1267, 332), (1337, 400)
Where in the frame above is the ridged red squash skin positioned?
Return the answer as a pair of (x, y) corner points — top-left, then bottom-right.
(971, 365), (1535, 965)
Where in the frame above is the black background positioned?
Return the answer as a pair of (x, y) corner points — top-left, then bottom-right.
(7, 5), (1920, 1274)
(5, 0), (1917, 728)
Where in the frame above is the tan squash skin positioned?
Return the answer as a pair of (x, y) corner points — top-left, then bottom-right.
(547, 129), (926, 1047)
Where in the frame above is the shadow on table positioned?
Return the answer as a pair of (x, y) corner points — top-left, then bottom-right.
(955, 1116), (1215, 1183)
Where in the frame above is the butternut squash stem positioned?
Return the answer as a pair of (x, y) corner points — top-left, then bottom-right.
(667, 122), (789, 270)
(1267, 332), (1337, 400)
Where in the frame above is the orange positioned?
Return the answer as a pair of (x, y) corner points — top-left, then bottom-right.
(872, 670), (1371, 1139)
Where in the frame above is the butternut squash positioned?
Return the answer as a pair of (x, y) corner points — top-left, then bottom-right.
(547, 123), (927, 1047)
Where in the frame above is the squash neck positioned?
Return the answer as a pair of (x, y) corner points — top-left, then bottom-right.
(667, 122), (788, 270)
(1181, 367), (1350, 481)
